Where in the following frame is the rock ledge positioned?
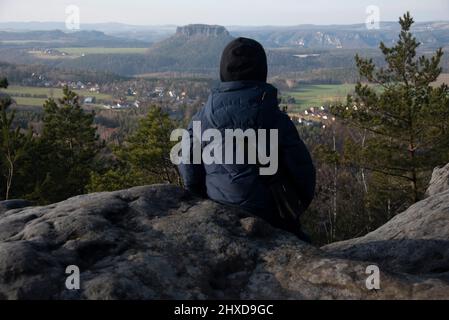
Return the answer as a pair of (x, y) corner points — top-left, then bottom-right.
(0, 182), (448, 299)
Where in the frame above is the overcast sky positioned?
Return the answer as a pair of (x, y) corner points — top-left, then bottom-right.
(1, 0), (449, 26)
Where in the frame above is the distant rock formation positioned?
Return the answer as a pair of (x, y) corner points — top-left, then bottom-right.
(175, 24), (230, 38)
(0, 164), (448, 299)
(144, 24), (234, 74)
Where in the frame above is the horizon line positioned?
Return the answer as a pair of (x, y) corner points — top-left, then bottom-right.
(1, 19), (449, 29)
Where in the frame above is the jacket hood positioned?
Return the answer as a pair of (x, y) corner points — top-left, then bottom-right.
(205, 81), (279, 130)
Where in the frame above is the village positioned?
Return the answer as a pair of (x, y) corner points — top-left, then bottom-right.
(7, 69), (207, 111)
(287, 105), (336, 129)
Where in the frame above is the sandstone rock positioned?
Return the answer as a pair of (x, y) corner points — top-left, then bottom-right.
(0, 184), (448, 300)
(176, 24), (230, 38)
(427, 163), (449, 197)
(323, 189), (449, 281)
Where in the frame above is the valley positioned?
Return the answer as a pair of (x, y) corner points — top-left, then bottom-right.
(2, 23), (448, 122)
(1, 1), (449, 304)
(1, 12), (449, 250)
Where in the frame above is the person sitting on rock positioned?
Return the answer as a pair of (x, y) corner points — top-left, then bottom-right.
(178, 37), (316, 242)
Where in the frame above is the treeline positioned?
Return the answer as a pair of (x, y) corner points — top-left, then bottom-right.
(0, 60), (127, 86)
(0, 80), (179, 204)
(0, 30), (149, 48)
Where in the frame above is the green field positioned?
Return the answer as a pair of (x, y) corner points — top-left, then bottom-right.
(6, 83), (361, 108)
(6, 86), (113, 107)
(284, 84), (356, 111)
(58, 47), (148, 55)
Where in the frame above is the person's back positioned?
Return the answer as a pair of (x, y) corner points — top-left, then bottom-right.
(178, 37), (316, 239)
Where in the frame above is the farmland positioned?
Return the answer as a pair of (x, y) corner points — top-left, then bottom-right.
(5, 84), (358, 109)
(28, 47), (148, 60)
(6, 85), (113, 107)
(283, 83), (356, 111)
(283, 77), (449, 111)
(59, 47), (148, 55)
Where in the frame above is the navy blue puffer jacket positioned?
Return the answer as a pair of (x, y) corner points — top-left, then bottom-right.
(178, 81), (315, 221)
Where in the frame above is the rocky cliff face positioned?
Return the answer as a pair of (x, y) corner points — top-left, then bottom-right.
(0, 166), (448, 300)
(144, 24), (233, 74)
(175, 24), (230, 38)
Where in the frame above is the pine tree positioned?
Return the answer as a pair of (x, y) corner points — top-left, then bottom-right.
(119, 106), (179, 183)
(34, 86), (101, 203)
(332, 12), (449, 206)
(88, 106), (180, 192)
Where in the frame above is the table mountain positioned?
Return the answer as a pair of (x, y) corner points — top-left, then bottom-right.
(142, 24), (234, 74)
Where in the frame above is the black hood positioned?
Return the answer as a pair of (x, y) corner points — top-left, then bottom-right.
(220, 37), (268, 83)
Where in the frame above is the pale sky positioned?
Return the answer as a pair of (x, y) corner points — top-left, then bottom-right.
(1, 0), (448, 26)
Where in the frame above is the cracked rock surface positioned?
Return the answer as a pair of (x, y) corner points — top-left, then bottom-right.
(0, 182), (448, 300)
